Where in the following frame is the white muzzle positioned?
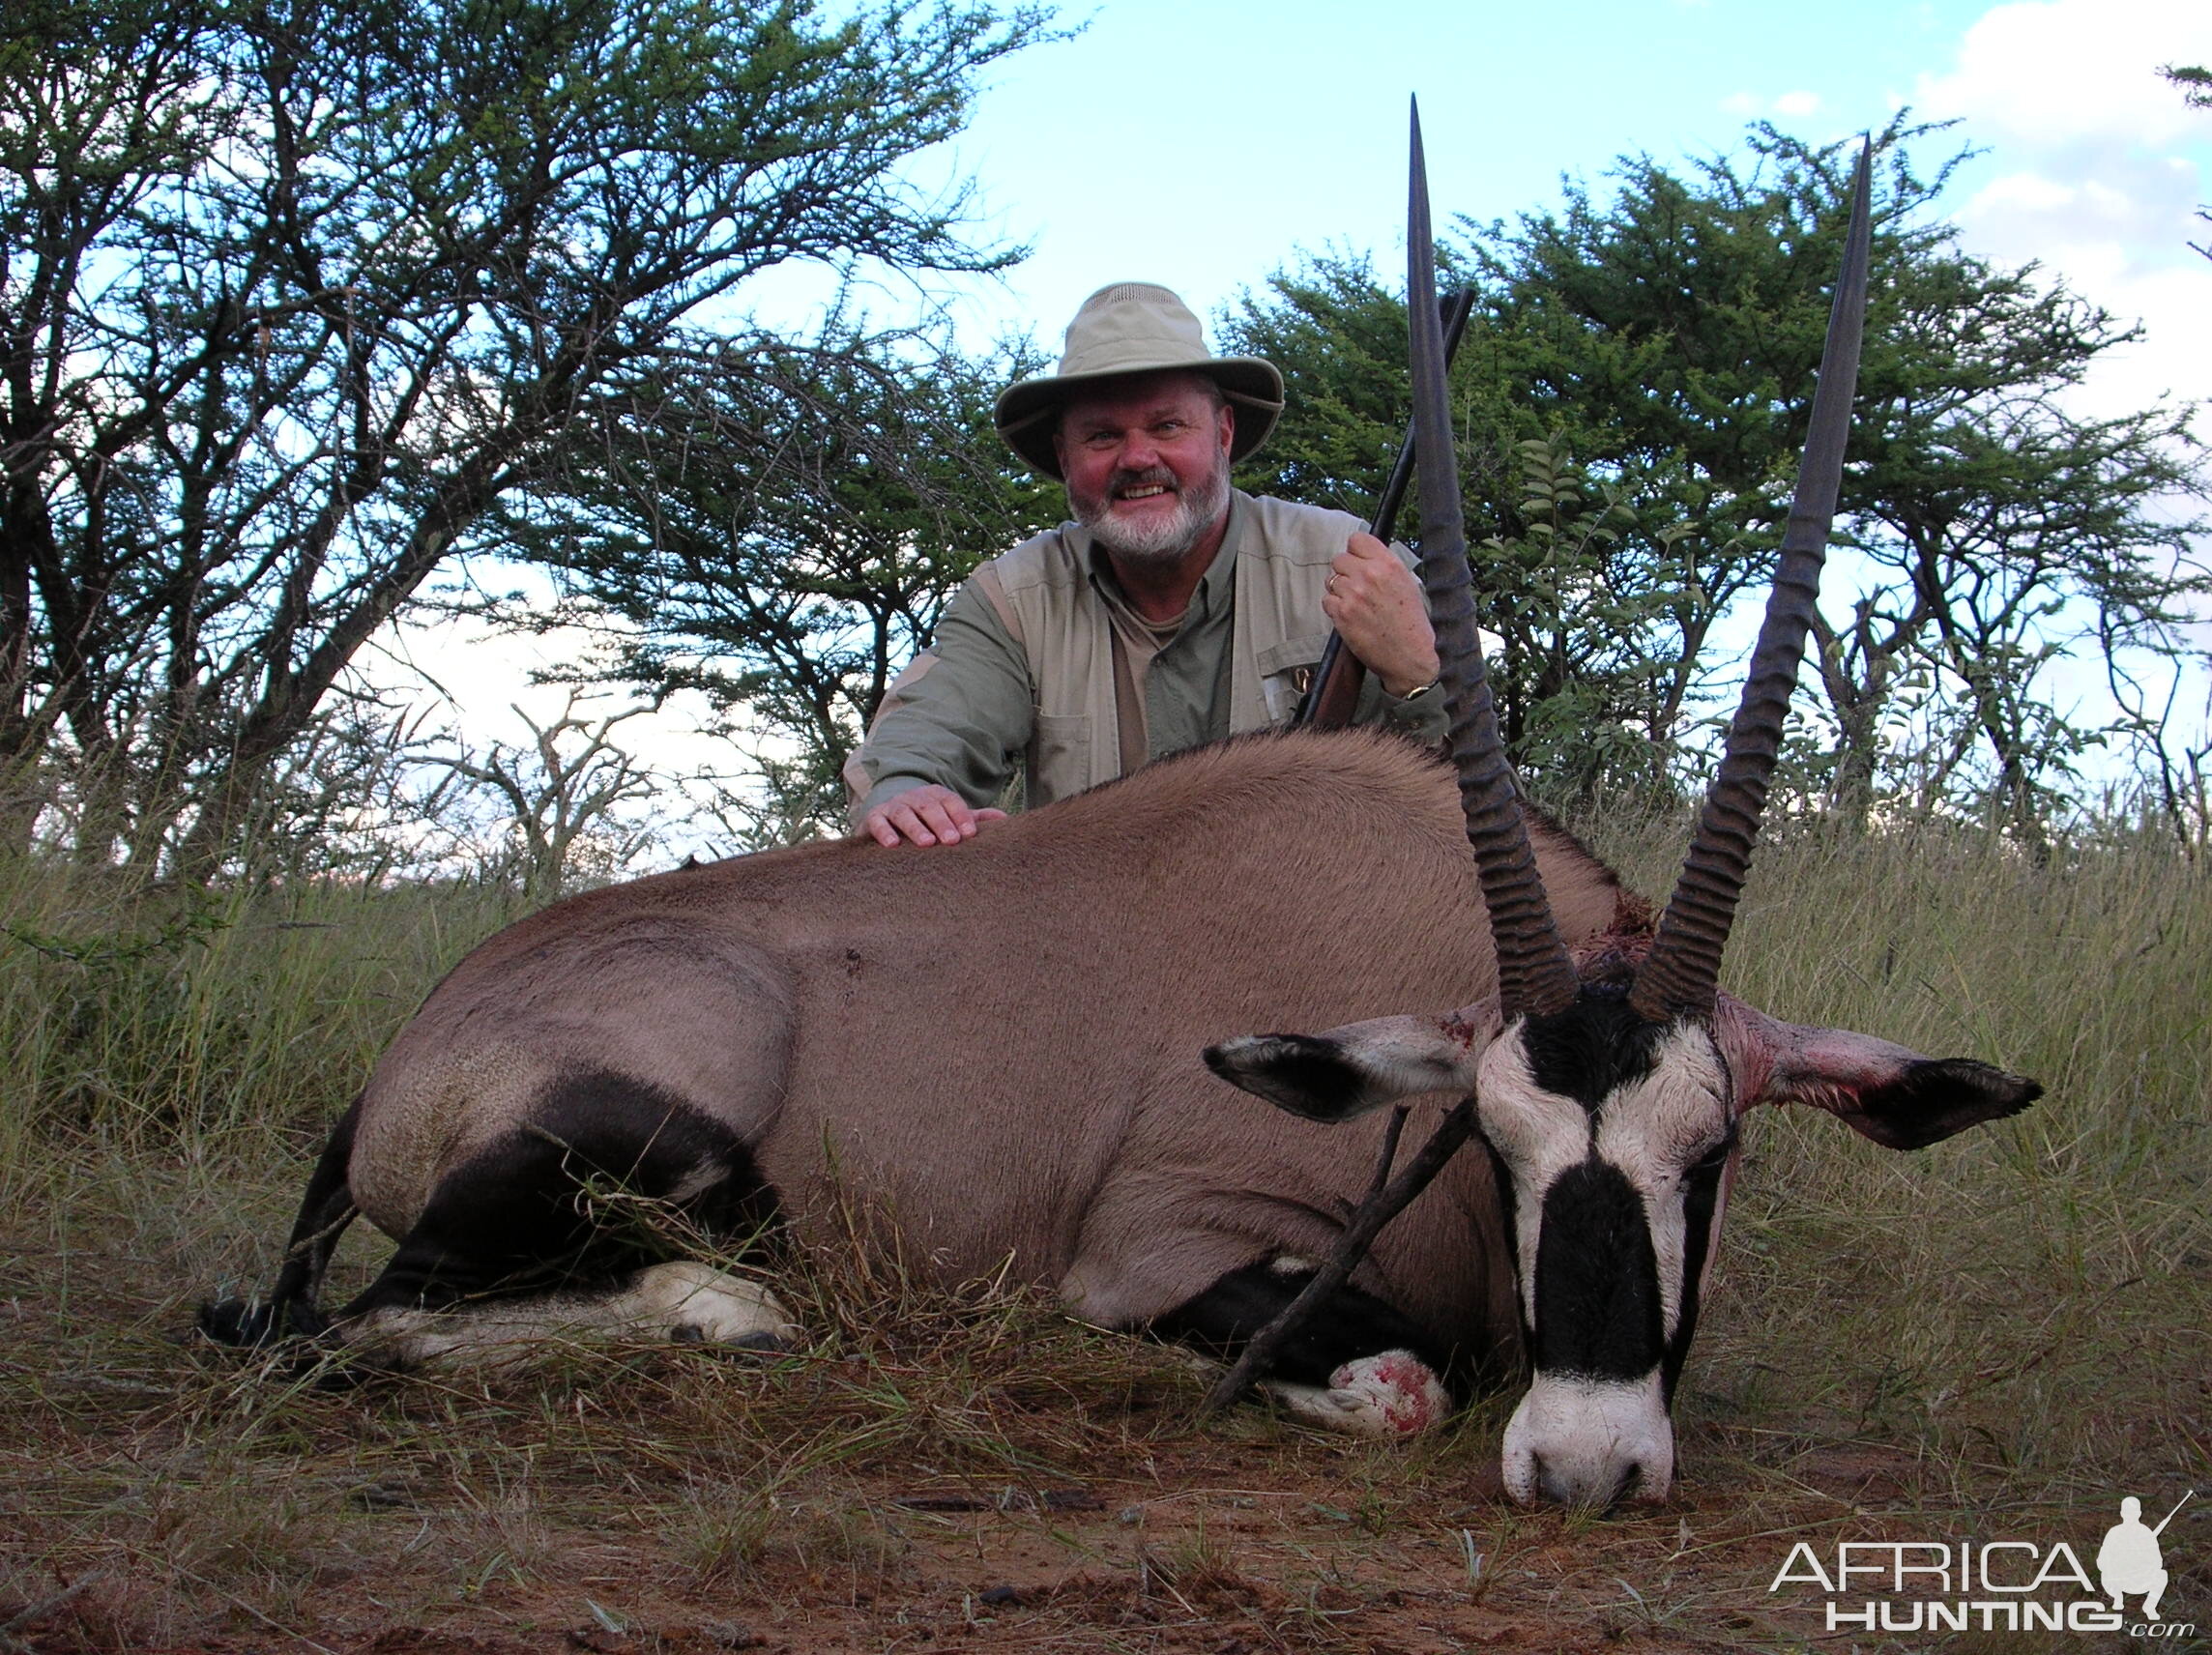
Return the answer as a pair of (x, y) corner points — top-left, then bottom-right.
(1500, 1370), (1674, 1507)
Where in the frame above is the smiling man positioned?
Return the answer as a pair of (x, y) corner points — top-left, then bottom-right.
(844, 282), (1446, 847)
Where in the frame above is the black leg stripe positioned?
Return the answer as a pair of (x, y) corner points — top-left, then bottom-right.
(340, 1069), (780, 1321)
(1151, 1262), (1454, 1392)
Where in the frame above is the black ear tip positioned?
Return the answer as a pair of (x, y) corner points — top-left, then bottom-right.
(1203, 1033), (1367, 1122)
(1931, 1057), (2043, 1115)
(1856, 1057), (2041, 1149)
(1205, 1032), (1320, 1079)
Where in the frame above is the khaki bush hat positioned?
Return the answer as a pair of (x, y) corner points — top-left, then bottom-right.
(994, 282), (1285, 479)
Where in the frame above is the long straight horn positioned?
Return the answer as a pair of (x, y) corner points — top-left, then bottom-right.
(1629, 141), (1875, 1025)
(1408, 99), (1579, 1020)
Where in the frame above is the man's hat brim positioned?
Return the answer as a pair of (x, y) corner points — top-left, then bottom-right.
(994, 359), (1284, 480)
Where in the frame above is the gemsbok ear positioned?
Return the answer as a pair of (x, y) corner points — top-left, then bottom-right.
(1718, 997), (2041, 1150)
(1205, 1006), (1500, 1122)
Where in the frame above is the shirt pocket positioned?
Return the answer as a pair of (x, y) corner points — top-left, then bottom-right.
(1257, 634), (1330, 724)
(1027, 712), (1092, 806)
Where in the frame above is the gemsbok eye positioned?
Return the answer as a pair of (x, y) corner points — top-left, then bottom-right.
(1689, 1137), (1735, 1173)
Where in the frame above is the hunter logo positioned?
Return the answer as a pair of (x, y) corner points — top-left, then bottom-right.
(1768, 1490), (2196, 1639)
(2100, 1493), (2191, 1625)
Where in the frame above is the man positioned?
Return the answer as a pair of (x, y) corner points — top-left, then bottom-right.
(845, 282), (1447, 848)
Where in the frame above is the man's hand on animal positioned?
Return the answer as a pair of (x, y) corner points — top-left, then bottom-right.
(861, 784), (1006, 849)
(1324, 532), (1440, 698)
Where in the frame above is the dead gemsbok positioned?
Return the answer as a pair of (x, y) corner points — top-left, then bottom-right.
(204, 118), (2037, 1507)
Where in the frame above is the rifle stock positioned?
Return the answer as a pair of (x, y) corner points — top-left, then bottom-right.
(1295, 285), (1477, 730)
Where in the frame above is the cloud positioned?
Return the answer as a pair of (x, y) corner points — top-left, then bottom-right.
(2070, 262), (2212, 422)
(1955, 156), (2203, 273)
(1916, 0), (2212, 150)
(1906, 0), (2212, 420)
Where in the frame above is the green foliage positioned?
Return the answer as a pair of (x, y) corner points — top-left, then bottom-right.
(488, 328), (1062, 840)
(1224, 117), (2209, 837)
(0, 854), (515, 1179)
(0, 0), (1051, 872)
(1475, 439), (1701, 809)
(1223, 251), (1445, 520)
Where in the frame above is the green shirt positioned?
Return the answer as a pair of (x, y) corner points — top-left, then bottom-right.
(848, 492), (1447, 821)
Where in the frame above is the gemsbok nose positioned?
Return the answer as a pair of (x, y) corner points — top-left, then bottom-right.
(1505, 1372), (1675, 1507)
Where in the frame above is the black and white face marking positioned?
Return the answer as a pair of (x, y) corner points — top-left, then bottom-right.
(1204, 987), (2037, 1505)
(1475, 995), (1737, 1506)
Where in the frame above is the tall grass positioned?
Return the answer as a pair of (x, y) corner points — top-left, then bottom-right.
(1580, 810), (2210, 1507)
(0, 864), (519, 1179)
(0, 862), (526, 1369)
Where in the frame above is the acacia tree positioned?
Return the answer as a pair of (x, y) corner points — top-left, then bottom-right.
(1224, 253), (1775, 806)
(0, 0), (1046, 870)
(426, 693), (662, 901)
(1226, 119), (2208, 829)
(484, 328), (1059, 837)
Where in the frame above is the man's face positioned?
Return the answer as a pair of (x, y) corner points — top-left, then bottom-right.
(1054, 372), (1235, 567)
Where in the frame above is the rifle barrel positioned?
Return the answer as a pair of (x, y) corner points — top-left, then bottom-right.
(1295, 285), (1477, 729)
(2154, 1489), (2194, 1534)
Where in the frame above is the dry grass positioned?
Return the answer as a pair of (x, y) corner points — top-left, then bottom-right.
(1, 821), (2205, 1652)
(1587, 813), (2212, 1504)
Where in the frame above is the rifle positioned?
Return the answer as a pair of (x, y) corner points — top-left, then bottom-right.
(1293, 285), (1477, 729)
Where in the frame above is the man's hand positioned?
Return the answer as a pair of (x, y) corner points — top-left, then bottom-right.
(861, 784), (1006, 848)
(1323, 533), (1441, 697)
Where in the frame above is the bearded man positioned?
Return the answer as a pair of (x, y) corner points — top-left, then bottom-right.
(846, 282), (1447, 848)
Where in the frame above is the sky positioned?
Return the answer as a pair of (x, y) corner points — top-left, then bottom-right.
(863, 0), (2212, 416)
(372, 0), (2212, 850)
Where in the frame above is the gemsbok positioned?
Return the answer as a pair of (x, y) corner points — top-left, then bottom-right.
(205, 118), (2038, 1507)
